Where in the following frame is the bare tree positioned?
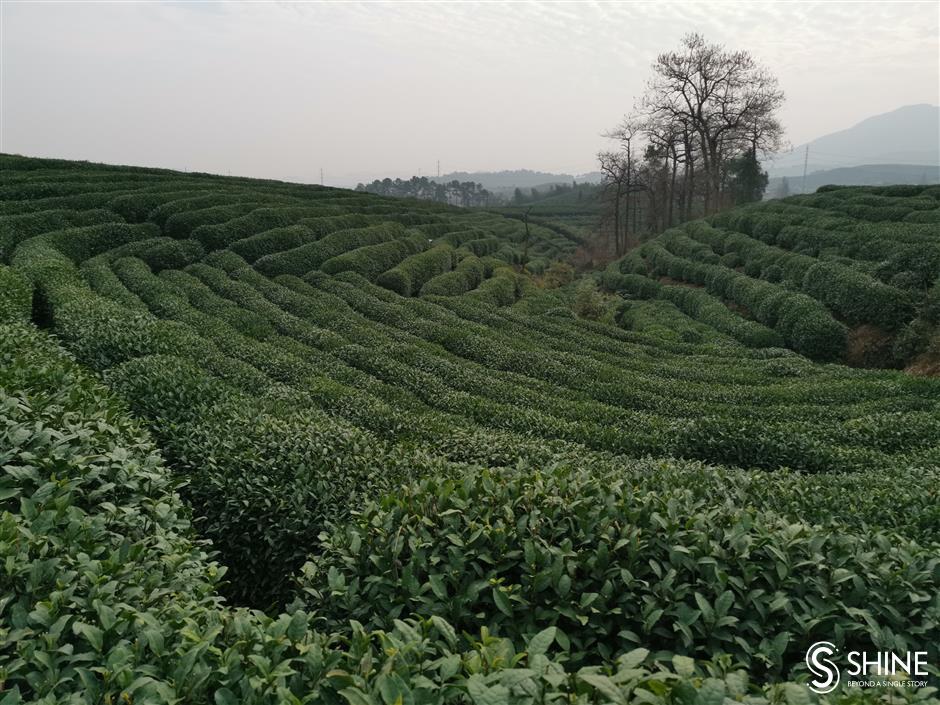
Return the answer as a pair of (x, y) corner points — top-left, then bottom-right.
(601, 34), (783, 234)
(600, 118), (652, 254)
(647, 33), (784, 214)
(597, 150), (628, 255)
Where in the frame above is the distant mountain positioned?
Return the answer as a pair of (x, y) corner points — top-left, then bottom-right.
(767, 104), (940, 178)
(767, 163), (940, 198)
(437, 169), (603, 194)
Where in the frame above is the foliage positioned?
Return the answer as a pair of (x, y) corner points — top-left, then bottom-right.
(5, 319), (922, 703)
(573, 278), (609, 320)
(2, 156), (938, 702)
(377, 243), (456, 297)
(300, 464), (939, 674)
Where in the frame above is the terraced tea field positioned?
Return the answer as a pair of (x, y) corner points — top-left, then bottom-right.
(1, 155), (938, 704)
(605, 186), (940, 368)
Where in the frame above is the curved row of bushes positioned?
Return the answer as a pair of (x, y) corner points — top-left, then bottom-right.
(644, 236), (846, 359)
(420, 252), (486, 296)
(376, 243), (456, 297)
(299, 463), (940, 674)
(321, 232), (429, 280)
(3, 318), (936, 703)
(254, 223), (408, 277)
(3, 158), (938, 703)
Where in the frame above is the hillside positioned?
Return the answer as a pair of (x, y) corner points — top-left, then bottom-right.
(606, 184), (940, 370)
(1, 155), (938, 703)
(767, 163), (940, 197)
(438, 169), (603, 195)
(768, 104), (940, 177)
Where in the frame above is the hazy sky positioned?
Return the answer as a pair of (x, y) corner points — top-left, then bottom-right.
(2, 1), (938, 186)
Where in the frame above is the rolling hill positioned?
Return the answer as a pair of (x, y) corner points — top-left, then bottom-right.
(606, 184), (940, 370)
(437, 169), (604, 195)
(1, 154), (938, 703)
(768, 104), (940, 178)
(768, 163), (940, 197)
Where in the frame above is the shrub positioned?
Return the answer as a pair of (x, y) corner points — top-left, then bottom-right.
(377, 243), (456, 297)
(321, 234), (427, 280)
(420, 254), (485, 296)
(802, 262), (915, 330)
(775, 296), (848, 361)
(462, 236), (503, 256)
(573, 278), (607, 320)
(163, 203), (260, 238)
(892, 319), (933, 363)
(903, 208), (940, 223)
(191, 206), (347, 250)
(660, 285), (783, 349)
(254, 222), (407, 277)
(923, 279), (940, 324)
(108, 189), (196, 222)
(762, 264), (783, 283)
(106, 236), (205, 271)
(0, 208), (123, 262)
(602, 272), (662, 299)
(43, 222), (162, 263)
(541, 260), (575, 289)
(0, 265), (31, 321)
(462, 268), (521, 306)
(300, 463), (939, 675)
(227, 224), (315, 262)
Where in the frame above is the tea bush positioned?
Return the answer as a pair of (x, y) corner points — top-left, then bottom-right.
(377, 243), (457, 297)
(254, 222), (408, 277)
(300, 464), (939, 675)
(420, 253), (486, 296)
(7, 320), (923, 703)
(2, 157), (938, 701)
(321, 232), (428, 280)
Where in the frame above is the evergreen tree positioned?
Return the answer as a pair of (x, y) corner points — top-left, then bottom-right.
(727, 151), (769, 204)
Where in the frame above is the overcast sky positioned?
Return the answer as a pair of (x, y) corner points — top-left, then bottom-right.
(2, 1), (938, 186)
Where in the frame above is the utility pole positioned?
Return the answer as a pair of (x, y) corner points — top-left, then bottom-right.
(801, 145), (809, 195)
(437, 160), (440, 178)
(320, 168), (324, 186)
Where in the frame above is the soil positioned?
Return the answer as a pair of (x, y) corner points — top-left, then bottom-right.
(905, 351), (940, 376)
(845, 324), (896, 368)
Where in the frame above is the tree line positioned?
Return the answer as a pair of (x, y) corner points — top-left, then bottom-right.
(599, 33), (785, 255)
(355, 176), (494, 207)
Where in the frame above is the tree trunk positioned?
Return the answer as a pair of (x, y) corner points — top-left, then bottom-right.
(668, 148), (678, 228)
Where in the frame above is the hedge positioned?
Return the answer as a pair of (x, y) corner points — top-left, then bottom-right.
(254, 222), (408, 277)
(4, 158), (940, 702)
(461, 268), (524, 306)
(0, 265), (31, 321)
(419, 253), (485, 296)
(659, 285), (784, 349)
(228, 224), (316, 262)
(802, 261), (915, 330)
(461, 236), (503, 256)
(165, 203), (270, 238)
(300, 463), (939, 674)
(376, 243), (456, 297)
(321, 233), (428, 280)
(190, 205), (349, 251)
(106, 236), (206, 271)
(0, 208), (123, 262)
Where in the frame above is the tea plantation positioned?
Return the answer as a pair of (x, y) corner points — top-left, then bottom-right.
(604, 186), (940, 367)
(1, 155), (938, 704)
